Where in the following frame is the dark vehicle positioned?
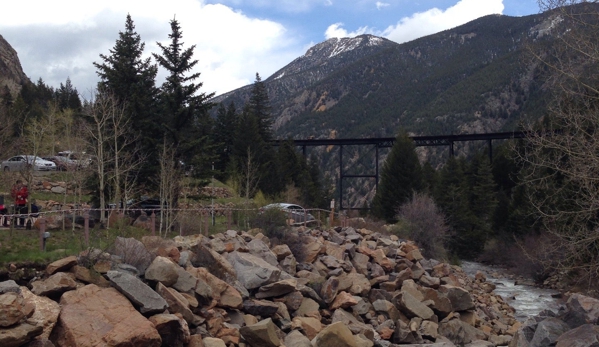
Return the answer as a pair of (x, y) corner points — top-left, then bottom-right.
(126, 198), (167, 219)
(260, 203), (317, 225)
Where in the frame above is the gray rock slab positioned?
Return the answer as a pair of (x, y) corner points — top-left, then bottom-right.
(106, 270), (168, 315)
(0, 280), (20, 295)
(226, 251), (281, 289)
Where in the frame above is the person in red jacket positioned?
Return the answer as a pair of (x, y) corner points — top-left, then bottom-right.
(11, 180), (28, 227)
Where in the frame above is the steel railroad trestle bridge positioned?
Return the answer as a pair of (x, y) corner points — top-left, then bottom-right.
(272, 131), (527, 210)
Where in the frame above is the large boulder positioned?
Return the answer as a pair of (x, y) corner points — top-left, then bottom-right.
(149, 313), (190, 347)
(563, 294), (599, 328)
(243, 299), (280, 317)
(529, 317), (570, 347)
(30, 272), (77, 297)
(156, 283), (197, 325)
(439, 285), (475, 312)
(311, 321), (357, 347)
(46, 256), (78, 276)
(438, 318), (486, 346)
(255, 279), (297, 299)
(247, 239), (279, 266)
(112, 237), (154, 274)
(291, 316), (323, 340)
(21, 287), (60, 340)
(190, 244), (237, 281)
(0, 323), (43, 347)
(144, 256), (180, 287)
(226, 252), (281, 290)
(556, 324), (599, 347)
(239, 318), (280, 347)
(50, 284), (161, 347)
(106, 271), (168, 315)
(172, 266), (199, 293)
(0, 292), (27, 327)
(0, 280), (20, 294)
(284, 330), (312, 347)
(395, 291), (434, 320)
(70, 265), (110, 287)
(186, 267), (241, 309)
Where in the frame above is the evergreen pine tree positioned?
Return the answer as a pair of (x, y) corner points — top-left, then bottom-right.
(153, 17), (215, 178)
(371, 131), (423, 223)
(212, 102), (238, 180)
(230, 104), (265, 198)
(94, 14), (159, 185)
(421, 161), (439, 195)
(307, 153), (328, 208)
(468, 153), (498, 232)
(248, 73), (273, 143)
(435, 156), (481, 259)
(55, 77), (82, 111)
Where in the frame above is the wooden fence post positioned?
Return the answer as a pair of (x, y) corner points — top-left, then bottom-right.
(84, 210), (89, 246)
(39, 218), (46, 251)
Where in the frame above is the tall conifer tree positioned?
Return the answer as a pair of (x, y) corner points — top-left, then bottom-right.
(213, 102), (238, 180)
(94, 14), (159, 185)
(371, 131), (423, 222)
(153, 18), (215, 179)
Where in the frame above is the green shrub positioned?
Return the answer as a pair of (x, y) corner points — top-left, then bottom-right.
(250, 207), (288, 239)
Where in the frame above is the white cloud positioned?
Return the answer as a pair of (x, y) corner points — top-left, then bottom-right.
(382, 0), (505, 43)
(324, 0), (505, 44)
(376, 2), (390, 10)
(0, 0), (302, 95)
(325, 23), (373, 39)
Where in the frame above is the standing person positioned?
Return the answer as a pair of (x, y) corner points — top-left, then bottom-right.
(11, 180), (28, 227)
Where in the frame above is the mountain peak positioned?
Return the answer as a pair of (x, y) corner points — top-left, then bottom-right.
(268, 34), (395, 82)
(305, 35), (386, 59)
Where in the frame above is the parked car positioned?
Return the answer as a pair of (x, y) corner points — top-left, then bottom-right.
(125, 198), (167, 219)
(260, 203), (317, 225)
(42, 156), (78, 171)
(1, 155), (57, 171)
(57, 151), (91, 168)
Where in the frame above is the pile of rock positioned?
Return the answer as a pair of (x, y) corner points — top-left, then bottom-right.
(0, 226), (563, 346)
(31, 181), (75, 195)
(509, 293), (599, 347)
(197, 187), (234, 199)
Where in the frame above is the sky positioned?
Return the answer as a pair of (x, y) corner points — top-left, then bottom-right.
(0, 0), (540, 98)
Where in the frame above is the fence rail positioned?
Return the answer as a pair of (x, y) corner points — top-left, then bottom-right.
(0, 206), (363, 252)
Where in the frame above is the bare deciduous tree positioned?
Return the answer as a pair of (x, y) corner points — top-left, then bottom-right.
(517, 0), (599, 285)
(84, 91), (146, 225)
(235, 147), (261, 229)
(158, 136), (180, 237)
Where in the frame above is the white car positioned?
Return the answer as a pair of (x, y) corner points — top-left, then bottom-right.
(1, 155), (57, 171)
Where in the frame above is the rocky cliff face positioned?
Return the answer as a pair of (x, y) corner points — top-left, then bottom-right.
(0, 34), (30, 99)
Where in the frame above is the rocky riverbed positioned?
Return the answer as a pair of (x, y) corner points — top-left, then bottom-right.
(461, 261), (564, 322)
(1, 225), (598, 347)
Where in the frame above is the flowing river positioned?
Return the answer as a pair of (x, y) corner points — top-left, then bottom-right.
(460, 261), (565, 321)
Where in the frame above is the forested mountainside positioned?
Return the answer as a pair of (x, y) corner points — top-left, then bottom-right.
(214, 10), (565, 140)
